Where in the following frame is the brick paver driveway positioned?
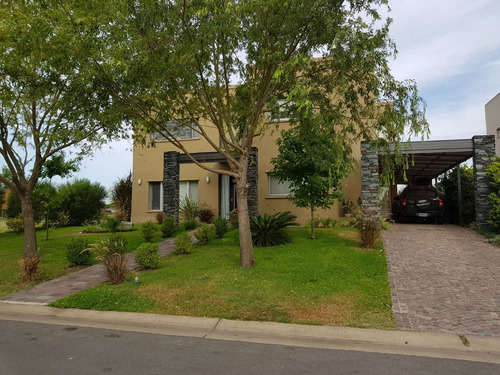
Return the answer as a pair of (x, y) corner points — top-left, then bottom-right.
(382, 224), (500, 337)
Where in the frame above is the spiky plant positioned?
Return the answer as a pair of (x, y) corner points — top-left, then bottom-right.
(250, 211), (298, 247)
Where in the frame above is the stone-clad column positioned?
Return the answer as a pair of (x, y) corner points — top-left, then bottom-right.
(473, 135), (495, 232)
(361, 142), (380, 220)
(163, 151), (180, 224)
(247, 147), (258, 217)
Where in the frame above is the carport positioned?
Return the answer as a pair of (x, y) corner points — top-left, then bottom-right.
(361, 135), (495, 230)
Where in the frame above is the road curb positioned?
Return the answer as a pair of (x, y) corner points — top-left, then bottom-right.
(1, 302), (499, 364)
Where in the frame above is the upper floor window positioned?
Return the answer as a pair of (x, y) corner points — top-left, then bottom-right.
(268, 99), (294, 122)
(152, 120), (199, 141)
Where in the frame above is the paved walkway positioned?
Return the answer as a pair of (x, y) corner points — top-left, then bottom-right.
(0, 237), (178, 305)
(382, 224), (500, 337)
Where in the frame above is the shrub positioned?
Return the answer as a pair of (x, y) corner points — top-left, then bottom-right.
(141, 221), (160, 242)
(57, 211), (70, 228)
(155, 212), (163, 224)
(66, 238), (93, 266)
(81, 225), (106, 233)
(250, 211), (298, 247)
(161, 217), (177, 238)
(194, 223), (216, 245)
(320, 217), (336, 228)
(213, 217), (228, 238)
(198, 204), (214, 223)
(135, 243), (160, 269)
(20, 255), (42, 282)
(175, 232), (193, 255)
(87, 235), (128, 284)
(58, 179), (107, 225)
(183, 219), (197, 231)
(357, 217), (380, 249)
(180, 197), (199, 221)
(102, 217), (123, 233)
(229, 209), (238, 228)
(7, 216), (24, 234)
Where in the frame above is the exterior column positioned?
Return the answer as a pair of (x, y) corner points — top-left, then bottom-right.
(473, 135), (495, 231)
(163, 151), (180, 224)
(361, 142), (380, 220)
(247, 147), (258, 217)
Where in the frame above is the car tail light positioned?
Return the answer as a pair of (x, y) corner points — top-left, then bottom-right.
(439, 198), (443, 207)
(402, 198), (407, 206)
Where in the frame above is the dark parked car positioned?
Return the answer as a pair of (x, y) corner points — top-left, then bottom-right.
(392, 186), (444, 224)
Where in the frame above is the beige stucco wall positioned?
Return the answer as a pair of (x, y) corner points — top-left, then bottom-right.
(131, 120), (362, 225)
(485, 92), (500, 156)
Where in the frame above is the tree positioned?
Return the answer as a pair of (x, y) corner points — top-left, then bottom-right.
(58, 179), (107, 226)
(272, 114), (354, 239)
(66, 0), (428, 267)
(0, 1), (123, 268)
(111, 173), (133, 221)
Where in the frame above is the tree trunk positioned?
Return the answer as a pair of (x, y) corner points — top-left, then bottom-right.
(310, 206), (315, 240)
(235, 157), (255, 268)
(20, 193), (38, 258)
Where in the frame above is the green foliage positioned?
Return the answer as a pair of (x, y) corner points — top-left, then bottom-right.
(438, 165), (475, 226)
(175, 232), (193, 255)
(198, 204), (215, 223)
(6, 216), (24, 234)
(213, 217), (229, 238)
(102, 217), (123, 233)
(56, 211), (71, 228)
(229, 209), (239, 229)
(486, 158), (500, 231)
(161, 217), (177, 238)
(66, 238), (93, 266)
(58, 179), (107, 226)
(41, 153), (79, 180)
(87, 235), (129, 284)
(180, 197), (199, 221)
(183, 219), (197, 231)
(135, 243), (160, 269)
(194, 223), (217, 245)
(140, 221), (160, 243)
(357, 217), (380, 249)
(112, 173), (132, 221)
(250, 211), (298, 247)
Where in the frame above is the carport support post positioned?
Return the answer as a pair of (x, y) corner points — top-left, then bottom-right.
(473, 135), (495, 232)
(457, 164), (463, 226)
(360, 142), (380, 221)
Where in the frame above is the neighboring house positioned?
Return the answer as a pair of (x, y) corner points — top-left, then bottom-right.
(486, 92), (500, 156)
(131, 115), (362, 225)
(1, 189), (11, 218)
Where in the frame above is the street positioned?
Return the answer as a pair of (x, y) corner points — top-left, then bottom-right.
(1, 320), (498, 375)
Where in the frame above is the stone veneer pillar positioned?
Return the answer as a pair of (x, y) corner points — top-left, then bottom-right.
(473, 135), (495, 232)
(360, 142), (380, 220)
(247, 147), (259, 217)
(163, 151), (180, 224)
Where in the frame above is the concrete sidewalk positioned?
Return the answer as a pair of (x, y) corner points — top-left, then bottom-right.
(0, 237), (178, 305)
(0, 303), (499, 365)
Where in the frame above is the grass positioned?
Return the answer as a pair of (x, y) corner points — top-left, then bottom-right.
(52, 227), (395, 329)
(0, 225), (159, 297)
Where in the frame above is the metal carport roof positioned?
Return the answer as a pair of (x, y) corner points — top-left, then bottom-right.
(386, 139), (474, 184)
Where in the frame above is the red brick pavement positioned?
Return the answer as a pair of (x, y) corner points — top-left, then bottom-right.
(382, 224), (500, 337)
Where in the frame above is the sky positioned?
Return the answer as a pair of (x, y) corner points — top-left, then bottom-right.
(34, 0), (500, 192)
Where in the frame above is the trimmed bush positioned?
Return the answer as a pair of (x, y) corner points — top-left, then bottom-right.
(66, 238), (93, 266)
(175, 232), (193, 255)
(194, 223), (216, 245)
(135, 243), (160, 269)
(141, 221), (160, 242)
(183, 219), (197, 231)
(7, 216), (24, 234)
(161, 217), (177, 238)
(250, 211), (298, 247)
(213, 217), (228, 238)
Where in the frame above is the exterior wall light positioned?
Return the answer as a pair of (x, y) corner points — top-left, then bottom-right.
(138, 178), (142, 185)
(206, 176), (210, 183)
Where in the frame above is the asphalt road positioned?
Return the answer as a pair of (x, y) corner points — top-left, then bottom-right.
(1, 320), (499, 375)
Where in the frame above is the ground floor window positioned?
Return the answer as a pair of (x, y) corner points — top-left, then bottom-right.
(149, 182), (163, 211)
(268, 174), (292, 196)
(179, 180), (199, 202)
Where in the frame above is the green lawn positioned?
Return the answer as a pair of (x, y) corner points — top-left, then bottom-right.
(52, 228), (395, 329)
(0, 226), (149, 297)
